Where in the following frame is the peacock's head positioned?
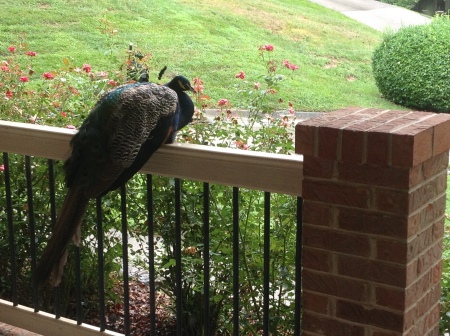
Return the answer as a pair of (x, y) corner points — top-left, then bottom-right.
(167, 75), (196, 94)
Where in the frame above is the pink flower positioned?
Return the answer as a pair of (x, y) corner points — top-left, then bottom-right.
(29, 116), (36, 123)
(19, 76), (29, 82)
(108, 79), (117, 86)
(284, 59), (299, 71)
(193, 78), (203, 85)
(259, 44), (274, 52)
(235, 141), (249, 150)
(217, 99), (229, 107)
(235, 71), (246, 79)
(66, 125), (76, 129)
(26, 51), (37, 57)
(61, 112), (67, 117)
(254, 82), (261, 90)
(0, 164), (5, 172)
(82, 64), (92, 73)
(5, 90), (12, 98)
(1, 65), (9, 72)
(8, 46), (16, 52)
(43, 72), (54, 80)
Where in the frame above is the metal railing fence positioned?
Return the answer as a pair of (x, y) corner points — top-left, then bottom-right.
(0, 120), (303, 336)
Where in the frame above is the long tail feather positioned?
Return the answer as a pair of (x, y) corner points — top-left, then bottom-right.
(35, 186), (89, 287)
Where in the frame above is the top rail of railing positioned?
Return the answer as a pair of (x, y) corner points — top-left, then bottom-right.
(0, 120), (303, 196)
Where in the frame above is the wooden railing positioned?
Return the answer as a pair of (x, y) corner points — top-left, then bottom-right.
(0, 120), (303, 335)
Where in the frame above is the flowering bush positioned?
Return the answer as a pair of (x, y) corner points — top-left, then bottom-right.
(0, 40), (300, 334)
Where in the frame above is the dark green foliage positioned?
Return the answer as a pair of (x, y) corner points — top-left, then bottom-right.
(377, 0), (419, 9)
(372, 16), (450, 113)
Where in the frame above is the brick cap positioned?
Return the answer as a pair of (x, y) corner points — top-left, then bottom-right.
(295, 107), (450, 167)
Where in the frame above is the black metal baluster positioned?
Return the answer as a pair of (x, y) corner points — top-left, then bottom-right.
(3, 153), (18, 306)
(175, 178), (183, 334)
(232, 187), (239, 336)
(96, 197), (106, 331)
(263, 191), (270, 335)
(47, 159), (61, 318)
(146, 174), (156, 336)
(121, 185), (131, 335)
(75, 244), (82, 325)
(203, 182), (210, 335)
(25, 155), (39, 311)
(294, 197), (303, 336)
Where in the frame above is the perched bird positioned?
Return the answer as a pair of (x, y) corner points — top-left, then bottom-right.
(35, 75), (195, 287)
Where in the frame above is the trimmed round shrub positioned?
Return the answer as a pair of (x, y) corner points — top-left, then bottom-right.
(372, 16), (450, 113)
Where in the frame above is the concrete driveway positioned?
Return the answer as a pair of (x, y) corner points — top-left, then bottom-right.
(308, 0), (431, 31)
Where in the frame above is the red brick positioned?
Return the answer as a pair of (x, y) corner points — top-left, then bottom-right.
(433, 117), (450, 155)
(391, 133), (414, 167)
(367, 131), (390, 166)
(295, 124), (316, 156)
(302, 290), (330, 315)
(371, 330), (402, 336)
(303, 156), (335, 178)
(407, 225), (433, 261)
(337, 162), (411, 188)
(302, 179), (371, 209)
(336, 300), (404, 331)
(408, 174), (447, 213)
(341, 130), (364, 163)
(303, 201), (332, 227)
(392, 128), (433, 167)
(337, 254), (407, 287)
(337, 208), (411, 239)
(302, 269), (369, 302)
(318, 127), (339, 160)
(422, 151), (449, 180)
(375, 286), (406, 311)
(376, 240), (407, 263)
(303, 246), (333, 272)
(416, 242), (442, 276)
(302, 311), (365, 336)
(303, 224), (371, 257)
(373, 188), (409, 215)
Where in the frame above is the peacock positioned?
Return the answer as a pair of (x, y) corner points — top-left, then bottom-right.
(35, 75), (195, 287)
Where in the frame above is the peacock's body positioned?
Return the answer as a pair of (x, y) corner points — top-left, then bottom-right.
(35, 76), (195, 286)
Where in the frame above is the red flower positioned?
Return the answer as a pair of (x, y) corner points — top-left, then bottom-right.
(82, 64), (92, 73)
(5, 90), (13, 98)
(259, 44), (274, 52)
(19, 76), (29, 82)
(26, 51), (37, 57)
(43, 72), (54, 80)
(8, 46), (16, 52)
(217, 99), (229, 107)
(108, 79), (117, 86)
(235, 71), (246, 79)
(61, 112), (67, 117)
(284, 59), (299, 71)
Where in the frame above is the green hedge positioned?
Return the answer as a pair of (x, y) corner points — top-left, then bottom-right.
(377, 0), (419, 9)
(372, 17), (450, 113)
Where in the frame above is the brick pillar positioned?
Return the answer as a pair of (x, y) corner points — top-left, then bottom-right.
(295, 107), (450, 336)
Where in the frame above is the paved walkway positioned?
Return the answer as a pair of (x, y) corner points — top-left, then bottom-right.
(308, 0), (431, 31)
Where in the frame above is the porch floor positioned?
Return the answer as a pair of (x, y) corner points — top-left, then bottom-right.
(0, 323), (41, 336)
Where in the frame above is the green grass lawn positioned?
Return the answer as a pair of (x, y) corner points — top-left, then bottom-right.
(0, 0), (405, 112)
